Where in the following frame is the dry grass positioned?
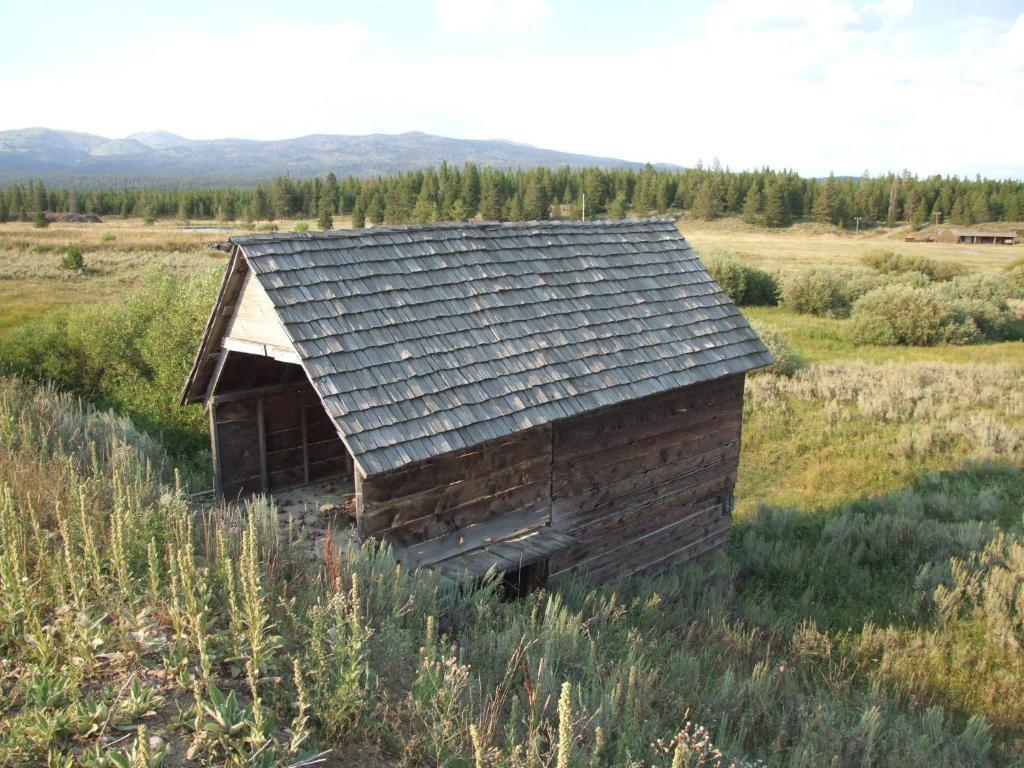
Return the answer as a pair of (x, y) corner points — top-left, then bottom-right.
(680, 216), (1023, 273)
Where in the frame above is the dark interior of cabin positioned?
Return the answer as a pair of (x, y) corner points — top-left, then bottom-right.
(208, 351), (352, 500)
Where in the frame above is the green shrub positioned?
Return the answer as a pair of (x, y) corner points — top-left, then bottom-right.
(59, 245), (84, 271)
(860, 249), (967, 282)
(941, 274), (1018, 340)
(100, 232), (116, 243)
(0, 267), (221, 457)
(257, 223), (279, 232)
(781, 268), (848, 316)
(293, 220), (310, 233)
(32, 211), (48, 228)
(749, 321), (800, 377)
(848, 285), (956, 346)
(705, 257), (779, 306)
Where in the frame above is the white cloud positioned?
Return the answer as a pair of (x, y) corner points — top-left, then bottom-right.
(2, 4), (1022, 178)
(435, 0), (551, 34)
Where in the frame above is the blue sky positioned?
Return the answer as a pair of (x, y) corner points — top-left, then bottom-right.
(2, 0), (1022, 177)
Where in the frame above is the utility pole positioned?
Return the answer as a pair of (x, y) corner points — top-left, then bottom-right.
(935, 210), (941, 226)
(582, 193), (586, 222)
(854, 216), (862, 233)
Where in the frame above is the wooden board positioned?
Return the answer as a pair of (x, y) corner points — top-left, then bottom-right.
(224, 270), (297, 354)
(548, 374), (745, 582)
(359, 425), (553, 546)
(428, 526), (579, 579)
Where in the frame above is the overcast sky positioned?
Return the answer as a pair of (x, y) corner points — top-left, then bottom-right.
(1, 0), (1022, 178)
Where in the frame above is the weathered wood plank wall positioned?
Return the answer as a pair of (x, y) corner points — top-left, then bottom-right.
(215, 380), (350, 499)
(356, 373), (744, 584)
(358, 425), (552, 549)
(547, 373), (745, 582)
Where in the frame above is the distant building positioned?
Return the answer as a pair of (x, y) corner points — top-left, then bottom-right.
(935, 228), (1016, 245)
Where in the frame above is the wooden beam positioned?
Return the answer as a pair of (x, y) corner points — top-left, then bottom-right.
(208, 401), (223, 498)
(222, 336), (301, 365)
(300, 388), (310, 485)
(256, 396), (269, 493)
(203, 350), (231, 408)
(212, 382), (306, 405)
(354, 467), (366, 541)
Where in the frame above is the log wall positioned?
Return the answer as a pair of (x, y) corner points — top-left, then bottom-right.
(357, 373), (744, 583)
(547, 373), (745, 582)
(358, 425), (552, 549)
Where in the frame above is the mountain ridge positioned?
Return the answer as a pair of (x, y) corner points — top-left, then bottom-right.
(0, 127), (674, 185)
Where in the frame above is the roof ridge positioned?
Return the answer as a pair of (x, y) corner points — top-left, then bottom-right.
(231, 216), (679, 245)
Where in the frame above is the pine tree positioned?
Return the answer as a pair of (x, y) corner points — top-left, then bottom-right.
(0, 193), (8, 224)
(813, 173), (837, 224)
(318, 181), (335, 229)
(523, 174), (550, 220)
(32, 181), (47, 214)
(480, 176), (503, 220)
(691, 179), (719, 221)
(351, 194), (367, 228)
(368, 190), (385, 225)
(461, 163), (481, 216)
(763, 183), (786, 228)
(322, 172), (340, 215)
(741, 182), (763, 225)
(1004, 192), (1021, 223)
(68, 189), (79, 215)
(504, 193), (525, 222)
(607, 192), (628, 219)
(971, 192), (991, 223)
(583, 172), (605, 215)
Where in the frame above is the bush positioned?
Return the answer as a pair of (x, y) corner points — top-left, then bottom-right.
(1005, 264), (1024, 299)
(705, 257), (779, 306)
(59, 245), (84, 271)
(0, 267), (221, 456)
(780, 269), (848, 317)
(32, 211), (48, 228)
(860, 249), (967, 282)
(848, 285), (956, 346)
(749, 321), (800, 377)
(941, 274), (1018, 340)
(293, 220), (309, 232)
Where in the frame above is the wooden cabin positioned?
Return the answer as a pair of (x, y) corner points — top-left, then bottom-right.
(935, 228), (1016, 245)
(181, 219), (772, 584)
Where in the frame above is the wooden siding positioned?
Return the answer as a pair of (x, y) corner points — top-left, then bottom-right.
(223, 270), (297, 359)
(355, 373), (745, 585)
(215, 378), (350, 499)
(548, 373), (744, 582)
(358, 425), (552, 550)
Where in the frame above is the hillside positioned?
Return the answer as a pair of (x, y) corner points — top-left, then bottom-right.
(0, 127), (663, 185)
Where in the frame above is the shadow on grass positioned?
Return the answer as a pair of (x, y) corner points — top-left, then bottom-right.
(729, 460), (1022, 634)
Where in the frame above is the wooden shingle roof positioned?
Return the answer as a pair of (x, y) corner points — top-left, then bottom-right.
(186, 218), (772, 477)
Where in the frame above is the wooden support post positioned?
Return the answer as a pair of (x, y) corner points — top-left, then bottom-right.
(208, 400), (222, 498)
(354, 467), (366, 541)
(300, 389), (310, 484)
(256, 395), (269, 493)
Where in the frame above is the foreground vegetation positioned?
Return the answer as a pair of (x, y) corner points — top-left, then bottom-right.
(1, 369), (1022, 767)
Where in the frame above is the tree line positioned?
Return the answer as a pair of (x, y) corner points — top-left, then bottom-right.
(1, 162), (1021, 229)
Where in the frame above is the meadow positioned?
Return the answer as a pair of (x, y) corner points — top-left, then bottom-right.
(0, 215), (1022, 766)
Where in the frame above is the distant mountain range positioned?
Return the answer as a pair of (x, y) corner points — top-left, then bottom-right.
(0, 128), (671, 186)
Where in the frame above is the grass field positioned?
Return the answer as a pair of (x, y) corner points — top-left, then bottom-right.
(681, 216), (1022, 272)
(0, 215), (1022, 765)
